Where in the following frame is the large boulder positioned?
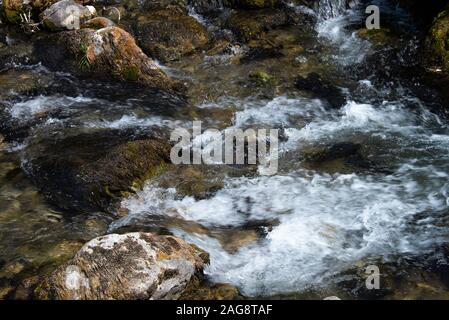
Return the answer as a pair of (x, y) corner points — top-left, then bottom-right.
(40, 0), (96, 31)
(129, 9), (209, 62)
(34, 26), (183, 91)
(0, 69), (50, 100)
(23, 130), (172, 213)
(35, 233), (210, 300)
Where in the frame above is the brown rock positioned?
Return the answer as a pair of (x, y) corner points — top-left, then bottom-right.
(81, 17), (115, 29)
(34, 26), (183, 91)
(131, 9), (209, 62)
(226, 9), (288, 42)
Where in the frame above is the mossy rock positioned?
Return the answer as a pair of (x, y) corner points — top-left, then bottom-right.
(23, 129), (172, 214)
(180, 282), (243, 300)
(426, 6), (449, 71)
(249, 70), (276, 86)
(130, 9), (209, 62)
(226, 9), (289, 42)
(33, 27), (183, 92)
(357, 28), (395, 47)
(2, 0), (57, 24)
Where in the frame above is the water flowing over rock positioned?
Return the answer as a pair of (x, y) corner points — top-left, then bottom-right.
(295, 72), (346, 108)
(314, 0), (353, 20)
(35, 233), (210, 300)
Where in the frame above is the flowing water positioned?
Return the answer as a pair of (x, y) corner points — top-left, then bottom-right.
(1, 0), (449, 299)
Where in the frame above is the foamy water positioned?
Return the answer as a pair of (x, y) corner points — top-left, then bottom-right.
(115, 94), (449, 295)
(112, 1), (449, 296)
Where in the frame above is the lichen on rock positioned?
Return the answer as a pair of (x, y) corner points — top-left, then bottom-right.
(35, 232), (210, 300)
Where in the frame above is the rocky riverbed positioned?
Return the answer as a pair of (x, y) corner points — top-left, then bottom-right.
(1, 0), (449, 300)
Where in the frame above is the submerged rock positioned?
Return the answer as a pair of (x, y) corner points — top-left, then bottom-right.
(40, 0), (96, 31)
(35, 232), (209, 300)
(34, 26), (183, 91)
(0, 37), (36, 69)
(129, 9), (209, 62)
(301, 142), (380, 174)
(0, 69), (50, 100)
(249, 70), (275, 86)
(23, 130), (172, 213)
(226, 9), (289, 42)
(295, 72), (346, 108)
(180, 282), (242, 300)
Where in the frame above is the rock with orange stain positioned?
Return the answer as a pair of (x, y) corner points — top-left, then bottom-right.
(34, 26), (184, 92)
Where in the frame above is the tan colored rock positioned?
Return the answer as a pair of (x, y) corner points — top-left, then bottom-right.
(35, 233), (210, 300)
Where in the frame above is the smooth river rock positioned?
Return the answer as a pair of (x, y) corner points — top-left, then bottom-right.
(35, 232), (210, 300)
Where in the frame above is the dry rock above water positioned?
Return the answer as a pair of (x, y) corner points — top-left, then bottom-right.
(35, 232), (210, 300)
